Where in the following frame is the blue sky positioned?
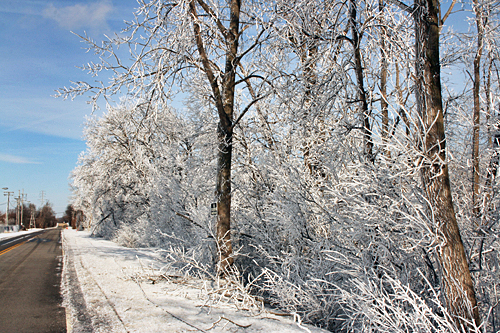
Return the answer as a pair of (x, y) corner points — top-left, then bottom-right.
(0, 0), (138, 217)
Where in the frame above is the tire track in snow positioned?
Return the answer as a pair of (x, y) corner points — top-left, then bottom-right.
(63, 233), (129, 333)
(62, 240), (94, 333)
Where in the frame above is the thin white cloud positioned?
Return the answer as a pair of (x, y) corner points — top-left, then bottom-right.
(0, 153), (41, 164)
(42, 1), (113, 30)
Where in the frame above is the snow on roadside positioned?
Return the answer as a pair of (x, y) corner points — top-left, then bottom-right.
(61, 229), (329, 333)
(0, 228), (44, 240)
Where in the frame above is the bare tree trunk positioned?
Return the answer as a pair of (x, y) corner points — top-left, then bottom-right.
(414, 0), (480, 327)
(472, 0), (485, 220)
(486, 57), (493, 149)
(484, 58), (499, 209)
(379, 0), (390, 157)
(484, 57), (498, 195)
(189, 0), (241, 274)
(480, 67), (498, 272)
(349, 0), (373, 162)
(215, 124), (234, 272)
(301, 39), (322, 175)
(485, 118), (500, 195)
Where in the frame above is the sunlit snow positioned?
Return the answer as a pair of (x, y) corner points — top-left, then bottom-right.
(0, 228), (44, 240)
(62, 229), (328, 333)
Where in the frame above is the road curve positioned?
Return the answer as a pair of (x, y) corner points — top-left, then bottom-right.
(0, 228), (66, 332)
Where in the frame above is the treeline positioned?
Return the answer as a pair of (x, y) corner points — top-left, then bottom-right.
(64, 0), (500, 331)
(1, 203), (58, 229)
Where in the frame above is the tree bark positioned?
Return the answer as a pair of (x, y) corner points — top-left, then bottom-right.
(349, 0), (373, 162)
(485, 118), (500, 197)
(379, 0), (390, 157)
(300, 38), (321, 175)
(484, 57), (499, 211)
(215, 124), (234, 272)
(288, 26), (324, 176)
(484, 57), (498, 197)
(472, 0), (484, 220)
(414, 0), (480, 327)
(189, 0), (241, 274)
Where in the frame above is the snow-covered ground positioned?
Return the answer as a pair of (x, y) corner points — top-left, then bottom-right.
(62, 229), (329, 333)
(0, 228), (43, 240)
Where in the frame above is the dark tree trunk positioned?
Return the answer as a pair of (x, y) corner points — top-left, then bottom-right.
(472, 0), (484, 220)
(302, 42), (321, 175)
(215, 0), (241, 273)
(485, 120), (500, 190)
(414, 0), (480, 328)
(190, 0), (241, 274)
(379, 0), (390, 157)
(288, 28), (322, 176)
(215, 124), (234, 271)
(484, 57), (498, 199)
(349, 0), (373, 162)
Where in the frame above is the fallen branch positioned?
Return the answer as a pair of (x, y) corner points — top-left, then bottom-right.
(206, 316), (251, 330)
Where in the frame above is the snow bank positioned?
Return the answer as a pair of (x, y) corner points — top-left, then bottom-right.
(0, 228), (43, 240)
(61, 229), (329, 333)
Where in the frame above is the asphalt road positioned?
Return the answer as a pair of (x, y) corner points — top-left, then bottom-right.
(0, 229), (66, 332)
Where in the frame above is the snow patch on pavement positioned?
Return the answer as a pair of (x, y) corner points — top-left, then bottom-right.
(61, 229), (329, 333)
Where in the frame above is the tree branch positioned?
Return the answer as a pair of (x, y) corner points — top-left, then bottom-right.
(234, 27), (267, 65)
(231, 94), (267, 130)
(336, 34), (354, 45)
(196, 0), (229, 39)
(234, 74), (267, 86)
(189, 0), (230, 128)
(385, 0), (414, 14)
(441, 0), (457, 25)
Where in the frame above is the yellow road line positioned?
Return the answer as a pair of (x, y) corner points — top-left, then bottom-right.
(0, 241), (28, 256)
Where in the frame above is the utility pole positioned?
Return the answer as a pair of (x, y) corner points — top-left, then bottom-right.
(40, 191), (45, 208)
(29, 204), (35, 229)
(4, 190), (13, 225)
(20, 190), (26, 228)
(39, 191), (46, 229)
(24, 201), (30, 229)
(15, 191), (21, 226)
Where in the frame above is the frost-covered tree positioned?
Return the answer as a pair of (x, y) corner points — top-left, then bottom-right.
(59, 0), (275, 274)
(71, 99), (196, 242)
(61, 0), (500, 330)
